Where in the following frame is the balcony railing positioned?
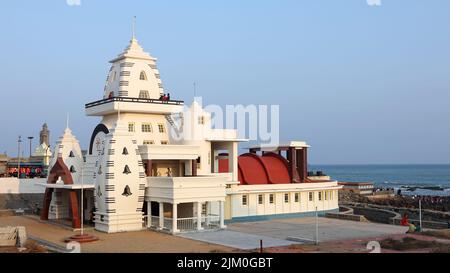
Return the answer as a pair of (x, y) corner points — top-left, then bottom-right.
(177, 217), (197, 231)
(85, 96), (184, 109)
(147, 215), (221, 232)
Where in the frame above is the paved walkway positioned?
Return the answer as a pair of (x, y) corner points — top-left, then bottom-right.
(228, 217), (408, 242)
(0, 216), (234, 253)
(179, 230), (295, 250)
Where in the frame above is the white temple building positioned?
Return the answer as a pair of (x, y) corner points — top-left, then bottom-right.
(40, 32), (341, 234)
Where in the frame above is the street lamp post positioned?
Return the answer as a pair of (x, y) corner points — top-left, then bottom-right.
(27, 136), (34, 158)
(17, 136), (22, 178)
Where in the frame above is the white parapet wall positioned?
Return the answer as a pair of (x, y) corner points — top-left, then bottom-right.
(0, 178), (46, 194)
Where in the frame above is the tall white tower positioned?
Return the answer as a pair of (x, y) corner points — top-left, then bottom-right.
(85, 33), (184, 233)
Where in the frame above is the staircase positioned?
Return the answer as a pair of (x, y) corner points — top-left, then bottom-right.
(165, 114), (182, 138)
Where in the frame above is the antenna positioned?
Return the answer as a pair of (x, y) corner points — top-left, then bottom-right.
(66, 113), (70, 129)
(132, 16), (136, 39)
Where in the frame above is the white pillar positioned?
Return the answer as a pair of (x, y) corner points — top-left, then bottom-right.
(159, 202), (164, 229)
(219, 201), (226, 228)
(147, 201), (151, 228)
(228, 142), (238, 181)
(196, 202), (203, 231)
(172, 203), (179, 233)
(205, 201), (210, 226)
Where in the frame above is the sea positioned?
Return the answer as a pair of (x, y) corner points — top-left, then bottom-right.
(311, 164), (450, 197)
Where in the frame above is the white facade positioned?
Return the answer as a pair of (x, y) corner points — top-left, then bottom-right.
(228, 182), (340, 219)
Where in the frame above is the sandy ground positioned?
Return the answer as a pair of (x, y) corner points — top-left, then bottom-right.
(2, 215), (448, 253)
(0, 215), (236, 253)
(262, 233), (450, 253)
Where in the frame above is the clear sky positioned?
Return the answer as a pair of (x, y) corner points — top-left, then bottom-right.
(1, 0), (449, 164)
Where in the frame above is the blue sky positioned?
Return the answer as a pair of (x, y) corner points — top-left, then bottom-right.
(0, 0), (449, 164)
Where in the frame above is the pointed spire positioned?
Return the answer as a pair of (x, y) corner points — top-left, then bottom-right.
(63, 113), (73, 136)
(132, 16), (136, 40)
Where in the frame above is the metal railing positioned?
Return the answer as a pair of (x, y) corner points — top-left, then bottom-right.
(145, 215), (221, 232)
(202, 214), (220, 229)
(177, 217), (197, 231)
(150, 216), (160, 228)
(163, 218), (173, 230)
(85, 96), (184, 108)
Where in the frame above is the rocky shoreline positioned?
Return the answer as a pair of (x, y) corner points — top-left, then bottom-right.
(339, 191), (450, 212)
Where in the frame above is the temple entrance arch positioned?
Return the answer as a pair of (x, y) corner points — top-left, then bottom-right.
(40, 157), (81, 228)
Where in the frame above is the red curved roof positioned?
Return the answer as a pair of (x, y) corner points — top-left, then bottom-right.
(238, 153), (270, 185)
(260, 153), (291, 184)
(238, 152), (291, 185)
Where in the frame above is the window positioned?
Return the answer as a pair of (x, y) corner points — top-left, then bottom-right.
(143, 140), (154, 145)
(128, 122), (135, 132)
(139, 71), (147, 80)
(284, 193), (289, 203)
(70, 166), (76, 173)
(198, 116), (205, 125)
(69, 151), (75, 158)
(325, 191), (328, 201)
(122, 147), (129, 155)
(309, 192), (314, 201)
(158, 123), (165, 133)
(139, 90), (150, 99)
(123, 165), (131, 174)
(161, 140), (168, 145)
(201, 203), (207, 215)
(269, 194), (275, 204)
(258, 194), (264, 205)
(141, 123), (152, 133)
(318, 191), (322, 201)
(242, 195), (248, 206)
(295, 193), (299, 203)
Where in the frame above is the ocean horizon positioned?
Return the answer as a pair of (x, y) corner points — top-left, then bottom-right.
(311, 164), (450, 196)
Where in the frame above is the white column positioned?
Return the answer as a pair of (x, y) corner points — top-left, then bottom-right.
(196, 202), (203, 231)
(213, 150), (219, 173)
(147, 201), (151, 228)
(205, 201), (210, 226)
(219, 201), (226, 228)
(228, 142), (238, 181)
(172, 203), (179, 233)
(159, 202), (164, 229)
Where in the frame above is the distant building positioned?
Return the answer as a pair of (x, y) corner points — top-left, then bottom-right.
(40, 123), (50, 147)
(338, 182), (374, 195)
(0, 154), (8, 177)
(32, 123), (53, 166)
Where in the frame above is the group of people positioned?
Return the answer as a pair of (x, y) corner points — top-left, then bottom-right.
(400, 213), (423, 233)
(159, 93), (171, 101)
(411, 195), (448, 205)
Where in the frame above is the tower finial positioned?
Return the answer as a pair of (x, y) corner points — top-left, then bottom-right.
(132, 16), (136, 40)
(66, 113), (69, 129)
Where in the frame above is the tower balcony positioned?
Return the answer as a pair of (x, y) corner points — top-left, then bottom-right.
(85, 97), (184, 116)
